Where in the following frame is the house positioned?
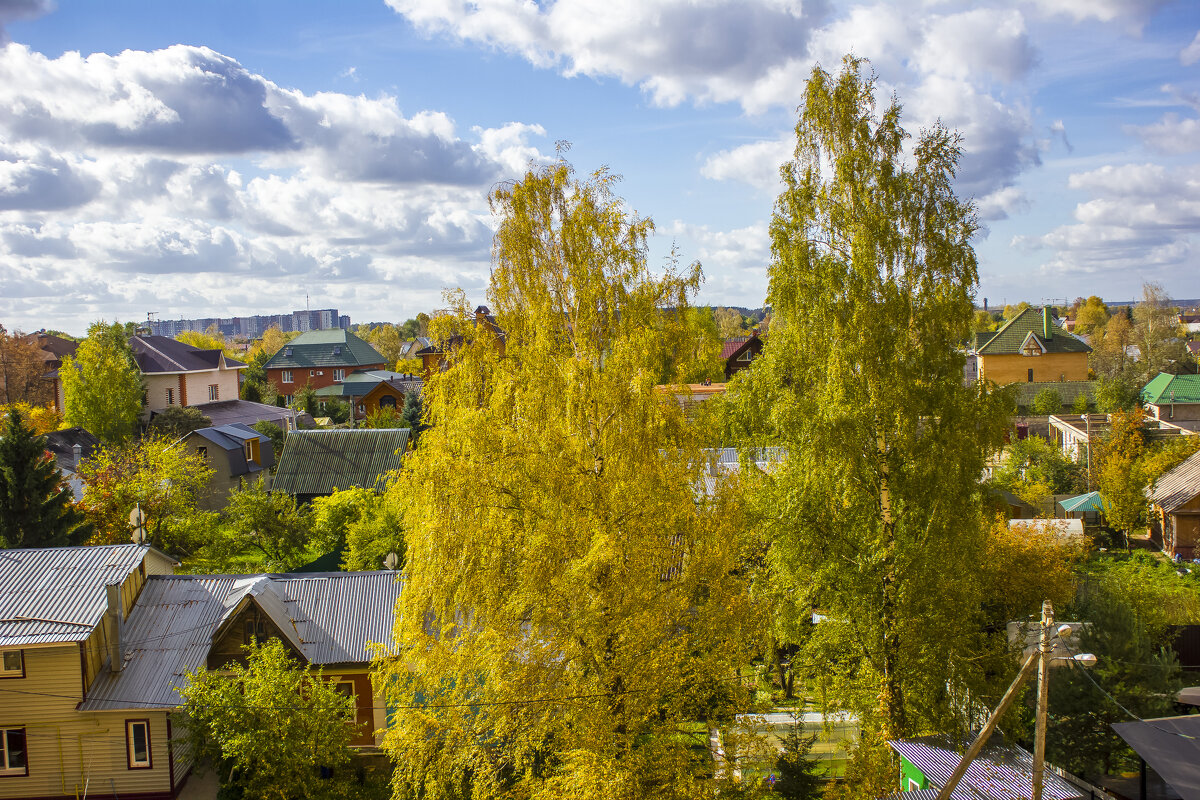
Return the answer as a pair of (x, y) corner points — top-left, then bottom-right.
(889, 735), (1085, 800)
(80, 571), (404, 755)
(314, 370), (422, 422)
(1142, 372), (1200, 430)
(975, 307), (1091, 385)
(0, 544), (181, 799)
(721, 333), (764, 381)
(1147, 450), (1200, 560)
(271, 428), (410, 502)
(177, 423), (274, 509)
(129, 335), (246, 414)
(49, 335), (247, 416)
(263, 329), (386, 403)
(414, 306), (505, 377)
(152, 398), (313, 431)
(1179, 312), (1200, 334)
(27, 332), (78, 410)
(43, 427), (100, 500)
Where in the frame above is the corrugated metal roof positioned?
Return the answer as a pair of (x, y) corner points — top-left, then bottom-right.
(1149, 450), (1200, 513)
(80, 571), (404, 711)
(1059, 491), (1103, 514)
(888, 736), (1083, 800)
(0, 545), (166, 646)
(272, 428), (409, 496)
(1142, 373), (1200, 406)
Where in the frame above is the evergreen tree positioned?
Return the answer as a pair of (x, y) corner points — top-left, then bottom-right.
(773, 719), (824, 800)
(400, 390), (426, 440)
(0, 409), (91, 548)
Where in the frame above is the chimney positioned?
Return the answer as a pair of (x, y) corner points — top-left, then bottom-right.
(72, 443), (82, 469)
(1043, 306), (1053, 341)
(105, 583), (124, 672)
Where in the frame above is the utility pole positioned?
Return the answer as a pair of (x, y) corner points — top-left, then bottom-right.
(1032, 600), (1053, 800)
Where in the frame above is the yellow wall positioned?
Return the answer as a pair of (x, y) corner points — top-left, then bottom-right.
(978, 351), (1089, 384)
(0, 645), (175, 799)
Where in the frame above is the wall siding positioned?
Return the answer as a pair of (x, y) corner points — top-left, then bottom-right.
(0, 645), (174, 799)
(979, 351), (1089, 385)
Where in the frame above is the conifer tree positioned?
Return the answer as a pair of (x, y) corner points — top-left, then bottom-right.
(0, 409), (90, 548)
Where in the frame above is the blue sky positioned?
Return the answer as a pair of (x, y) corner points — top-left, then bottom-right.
(1, 0), (1198, 334)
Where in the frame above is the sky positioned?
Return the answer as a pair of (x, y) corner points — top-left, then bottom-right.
(0, 0), (1198, 335)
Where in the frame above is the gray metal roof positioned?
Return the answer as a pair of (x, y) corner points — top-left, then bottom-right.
(888, 736), (1084, 800)
(80, 571), (404, 711)
(271, 428), (409, 496)
(1148, 450), (1200, 514)
(1112, 716), (1200, 800)
(0, 545), (173, 646)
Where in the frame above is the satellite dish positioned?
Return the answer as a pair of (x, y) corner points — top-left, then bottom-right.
(130, 504), (148, 545)
(384, 552), (398, 571)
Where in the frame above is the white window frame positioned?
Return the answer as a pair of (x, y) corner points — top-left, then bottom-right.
(281, 370), (294, 384)
(333, 368), (345, 382)
(244, 440), (254, 462)
(165, 387), (175, 405)
(1, 727), (27, 776)
(125, 719), (152, 769)
(0, 650), (23, 679)
(208, 384), (219, 401)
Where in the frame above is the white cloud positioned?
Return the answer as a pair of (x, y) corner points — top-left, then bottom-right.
(1020, 162), (1200, 276)
(701, 137), (792, 191)
(1028, 0), (1169, 28)
(1127, 113), (1200, 155)
(1183, 30), (1200, 65)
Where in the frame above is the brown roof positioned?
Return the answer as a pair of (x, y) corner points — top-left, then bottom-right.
(1149, 450), (1200, 513)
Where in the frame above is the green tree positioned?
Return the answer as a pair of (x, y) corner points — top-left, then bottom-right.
(223, 477), (312, 571)
(772, 719), (824, 800)
(76, 433), (213, 548)
(715, 306), (747, 339)
(728, 57), (1011, 788)
(376, 159), (760, 800)
(1090, 312), (1135, 382)
(399, 390), (426, 441)
(1074, 296), (1109, 335)
(367, 323), (404, 367)
(1097, 409), (1147, 549)
(61, 322), (143, 443)
(1003, 301), (1031, 320)
(292, 385), (319, 418)
(363, 406), (405, 428)
(252, 420), (286, 461)
(310, 486), (381, 554)
(343, 497), (405, 571)
(1095, 375), (1140, 412)
(0, 409), (91, 548)
(1032, 388), (1063, 415)
(1071, 391), (1090, 414)
(148, 405), (212, 439)
(992, 435), (1085, 507)
(180, 638), (358, 800)
(972, 309), (998, 333)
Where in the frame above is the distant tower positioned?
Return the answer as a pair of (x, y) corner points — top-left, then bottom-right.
(983, 297), (988, 312)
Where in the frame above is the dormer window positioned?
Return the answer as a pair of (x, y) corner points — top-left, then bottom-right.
(333, 346), (342, 356)
(284, 347), (292, 357)
(1020, 332), (1045, 357)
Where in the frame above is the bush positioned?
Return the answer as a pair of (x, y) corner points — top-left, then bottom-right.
(1071, 392), (1090, 414)
(1032, 388), (1062, 415)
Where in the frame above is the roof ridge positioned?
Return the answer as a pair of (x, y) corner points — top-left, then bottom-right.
(133, 336), (188, 371)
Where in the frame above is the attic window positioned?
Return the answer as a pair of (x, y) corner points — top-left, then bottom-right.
(333, 346), (342, 355)
(1023, 340), (1042, 357)
(284, 347), (292, 357)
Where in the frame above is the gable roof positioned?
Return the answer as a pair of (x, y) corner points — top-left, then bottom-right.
(43, 426), (100, 473)
(174, 399), (314, 430)
(720, 336), (754, 360)
(79, 571), (404, 711)
(1148, 450), (1200, 513)
(1142, 372), (1200, 405)
(976, 307), (1091, 356)
(0, 544), (178, 647)
(264, 329), (385, 370)
(129, 335), (246, 374)
(271, 428), (409, 496)
(186, 423), (273, 476)
(314, 370), (423, 398)
(889, 736), (1084, 800)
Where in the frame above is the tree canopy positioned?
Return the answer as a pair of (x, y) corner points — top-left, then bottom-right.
(376, 159), (761, 800)
(61, 321), (143, 443)
(724, 56), (1013, 792)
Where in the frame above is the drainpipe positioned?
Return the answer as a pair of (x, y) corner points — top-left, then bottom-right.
(105, 583), (123, 672)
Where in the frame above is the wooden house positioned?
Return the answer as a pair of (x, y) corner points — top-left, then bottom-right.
(1148, 450), (1200, 560)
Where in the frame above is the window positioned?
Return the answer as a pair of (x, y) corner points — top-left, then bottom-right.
(907, 778), (921, 792)
(125, 720), (151, 769)
(1027, 368), (1034, 383)
(1, 727), (26, 776)
(357, 404), (365, 413)
(244, 440), (254, 462)
(197, 446), (207, 459)
(0, 650), (23, 678)
(737, 350), (753, 362)
(1022, 341), (1042, 356)
(281, 370), (294, 384)
(208, 384), (219, 401)
(310, 370), (316, 377)
(243, 618), (268, 644)
(333, 368), (345, 381)
(335, 681), (355, 701)
(165, 387), (175, 405)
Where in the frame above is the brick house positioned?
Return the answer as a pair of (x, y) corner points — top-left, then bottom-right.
(975, 307), (1091, 385)
(263, 329), (386, 403)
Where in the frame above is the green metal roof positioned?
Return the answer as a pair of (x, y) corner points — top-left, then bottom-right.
(1060, 491), (1103, 514)
(264, 329), (386, 370)
(976, 307), (1091, 355)
(271, 428), (409, 496)
(1142, 372), (1200, 405)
